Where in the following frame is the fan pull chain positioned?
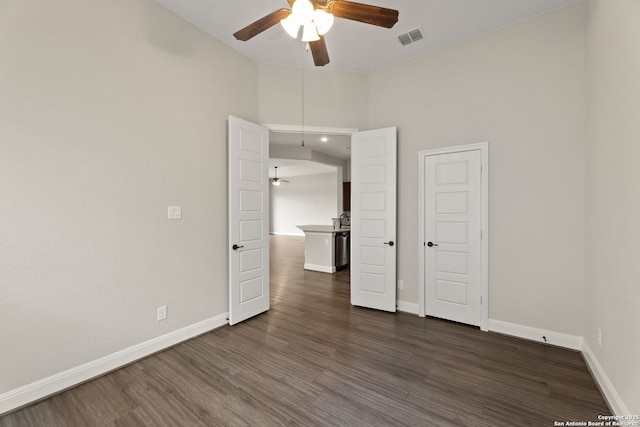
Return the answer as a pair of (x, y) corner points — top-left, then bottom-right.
(301, 43), (308, 148)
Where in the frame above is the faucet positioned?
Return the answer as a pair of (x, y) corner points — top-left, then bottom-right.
(339, 213), (350, 228)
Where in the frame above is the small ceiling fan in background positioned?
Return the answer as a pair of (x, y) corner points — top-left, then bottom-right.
(233, 0), (399, 67)
(272, 166), (290, 186)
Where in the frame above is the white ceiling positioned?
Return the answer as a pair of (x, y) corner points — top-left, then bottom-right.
(153, 0), (578, 72)
(153, 0), (578, 172)
(269, 158), (337, 178)
(270, 131), (351, 159)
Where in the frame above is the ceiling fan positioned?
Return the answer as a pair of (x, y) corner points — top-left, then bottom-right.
(233, 0), (399, 67)
(272, 166), (290, 186)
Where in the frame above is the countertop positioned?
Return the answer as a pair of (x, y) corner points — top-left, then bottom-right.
(297, 225), (350, 233)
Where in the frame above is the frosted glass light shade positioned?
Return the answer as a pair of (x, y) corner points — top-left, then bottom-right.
(280, 14), (301, 38)
(292, 0), (314, 24)
(301, 22), (320, 42)
(313, 9), (334, 35)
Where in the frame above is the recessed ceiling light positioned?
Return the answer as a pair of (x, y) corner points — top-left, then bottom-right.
(320, 137), (328, 143)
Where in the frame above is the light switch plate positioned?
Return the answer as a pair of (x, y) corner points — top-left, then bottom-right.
(168, 206), (182, 219)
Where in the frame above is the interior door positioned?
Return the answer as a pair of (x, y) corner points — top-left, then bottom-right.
(350, 127), (397, 312)
(425, 150), (482, 326)
(228, 116), (269, 325)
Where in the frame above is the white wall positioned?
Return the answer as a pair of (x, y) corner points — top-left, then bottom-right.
(585, 0), (640, 414)
(258, 63), (369, 130)
(368, 3), (587, 335)
(3, 0), (638, 415)
(0, 0), (257, 395)
(270, 172), (339, 236)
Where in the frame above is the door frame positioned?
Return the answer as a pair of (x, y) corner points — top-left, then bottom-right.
(418, 142), (489, 331)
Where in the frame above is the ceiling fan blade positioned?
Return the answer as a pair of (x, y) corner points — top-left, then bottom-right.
(310, 36), (330, 66)
(233, 8), (292, 41)
(331, 1), (399, 29)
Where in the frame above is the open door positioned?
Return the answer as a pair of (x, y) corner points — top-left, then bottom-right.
(228, 116), (270, 325)
(350, 127), (397, 312)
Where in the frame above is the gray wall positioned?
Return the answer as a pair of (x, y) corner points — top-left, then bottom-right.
(0, 0), (257, 394)
(585, 0), (640, 414)
(369, 3), (587, 335)
(269, 172), (339, 236)
(258, 63), (369, 130)
(2, 0), (638, 415)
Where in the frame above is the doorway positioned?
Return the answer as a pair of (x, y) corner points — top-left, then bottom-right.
(229, 118), (399, 325)
(418, 143), (489, 331)
(267, 124), (354, 234)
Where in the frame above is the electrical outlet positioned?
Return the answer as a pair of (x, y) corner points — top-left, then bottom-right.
(597, 327), (602, 347)
(157, 306), (167, 321)
(398, 279), (404, 290)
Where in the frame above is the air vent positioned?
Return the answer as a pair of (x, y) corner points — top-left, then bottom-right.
(398, 33), (412, 46)
(397, 27), (424, 46)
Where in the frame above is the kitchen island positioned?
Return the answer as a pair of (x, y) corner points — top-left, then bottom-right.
(297, 225), (350, 273)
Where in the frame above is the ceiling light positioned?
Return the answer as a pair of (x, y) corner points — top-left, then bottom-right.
(281, 0), (334, 41)
(281, 14), (301, 38)
(301, 22), (320, 42)
(321, 137), (329, 142)
(292, 0), (314, 24)
(313, 9), (334, 35)
(272, 166), (289, 186)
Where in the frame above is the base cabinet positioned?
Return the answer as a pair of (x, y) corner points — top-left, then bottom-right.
(297, 225), (351, 273)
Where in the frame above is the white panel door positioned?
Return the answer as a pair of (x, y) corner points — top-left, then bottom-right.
(425, 150), (481, 326)
(351, 127), (397, 312)
(228, 116), (269, 326)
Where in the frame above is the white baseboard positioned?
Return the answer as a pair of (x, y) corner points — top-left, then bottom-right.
(487, 320), (631, 415)
(304, 263), (336, 273)
(397, 301), (419, 315)
(0, 313), (228, 416)
(487, 319), (583, 350)
(582, 342), (629, 416)
(3, 312), (629, 420)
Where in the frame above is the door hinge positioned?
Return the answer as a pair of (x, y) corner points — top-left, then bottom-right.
(480, 230), (483, 239)
(481, 296), (483, 305)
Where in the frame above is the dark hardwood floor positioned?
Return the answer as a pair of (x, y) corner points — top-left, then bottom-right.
(1, 235), (610, 426)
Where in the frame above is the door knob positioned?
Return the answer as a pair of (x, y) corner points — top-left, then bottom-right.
(232, 244), (244, 250)
(427, 242), (438, 247)
(384, 241), (395, 246)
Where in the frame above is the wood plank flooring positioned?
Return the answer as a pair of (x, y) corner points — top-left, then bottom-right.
(1, 235), (610, 426)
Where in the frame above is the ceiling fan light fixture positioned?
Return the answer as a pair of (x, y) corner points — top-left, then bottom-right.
(301, 22), (320, 42)
(280, 14), (301, 38)
(313, 9), (334, 35)
(272, 179), (281, 186)
(292, 0), (314, 24)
